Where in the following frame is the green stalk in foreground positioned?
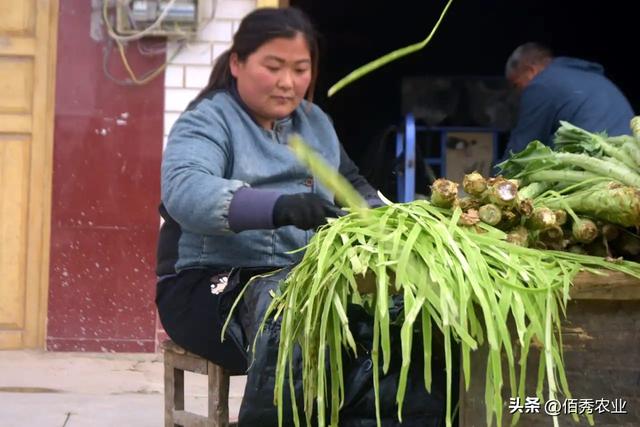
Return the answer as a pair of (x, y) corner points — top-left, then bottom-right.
(327, 0), (453, 97)
(540, 182), (640, 227)
(288, 134), (368, 212)
(518, 182), (552, 200)
(525, 170), (601, 184)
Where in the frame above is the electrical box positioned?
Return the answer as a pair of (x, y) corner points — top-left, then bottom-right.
(115, 0), (217, 38)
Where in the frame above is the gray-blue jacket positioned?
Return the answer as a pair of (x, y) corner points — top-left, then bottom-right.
(501, 57), (634, 161)
(161, 90), (378, 272)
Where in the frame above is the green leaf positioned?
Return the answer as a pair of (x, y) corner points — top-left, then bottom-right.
(327, 0), (454, 97)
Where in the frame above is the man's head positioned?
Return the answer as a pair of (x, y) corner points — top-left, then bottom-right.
(505, 42), (553, 91)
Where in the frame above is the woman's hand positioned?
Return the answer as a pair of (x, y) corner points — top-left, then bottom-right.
(273, 193), (345, 230)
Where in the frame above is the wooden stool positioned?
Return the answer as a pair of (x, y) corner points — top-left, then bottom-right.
(162, 340), (237, 427)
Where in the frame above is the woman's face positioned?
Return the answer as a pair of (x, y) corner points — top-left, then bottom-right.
(230, 34), (313, 130)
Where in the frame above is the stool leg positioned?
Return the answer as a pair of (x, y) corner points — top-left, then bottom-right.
(208, 362), (230, 427)
(165, 356), (185, 427)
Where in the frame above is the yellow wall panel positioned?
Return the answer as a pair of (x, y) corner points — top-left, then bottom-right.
(0, 114), (32, 133)
(0, 0), (59, 349)
(0, 330), (23, 349)
(0, 1), (35, 35)
(0, 58), (34, 114)
(256, 0), (282, 7)
(0, 137), (30, 329)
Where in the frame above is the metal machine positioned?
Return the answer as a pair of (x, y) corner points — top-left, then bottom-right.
(395, 113), (500, 202)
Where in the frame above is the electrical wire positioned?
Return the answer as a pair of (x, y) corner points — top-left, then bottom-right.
(116, 39), (166, 84)
(102, 28), (187, 85)
(101, 0), (189, 85)
(125, 5), (173, 56)
(137, 39), (168, 56)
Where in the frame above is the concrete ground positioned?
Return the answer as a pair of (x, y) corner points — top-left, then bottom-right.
(0, 350), (246, 427)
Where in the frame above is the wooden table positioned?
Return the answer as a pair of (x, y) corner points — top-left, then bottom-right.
(459, 271), (640, 427)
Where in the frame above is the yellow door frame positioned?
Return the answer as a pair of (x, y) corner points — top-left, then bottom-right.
(0, 0), (58, 349)
(256, 0), (289, 7)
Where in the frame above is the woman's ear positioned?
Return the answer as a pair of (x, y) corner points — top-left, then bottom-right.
(229, 52), (240, 78)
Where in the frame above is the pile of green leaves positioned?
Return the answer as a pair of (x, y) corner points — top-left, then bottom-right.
(230, 134), (640, 427)
(259, 199), (640, 427)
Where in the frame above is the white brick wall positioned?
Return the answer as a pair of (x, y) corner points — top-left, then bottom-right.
(164, 0), (257, 138)
(215, 0), (256, 20)
(185, 65), (213, 89)
(200, 20), (233, 42)
(164, 65), (184, 88)
(169, 42), (212, 65)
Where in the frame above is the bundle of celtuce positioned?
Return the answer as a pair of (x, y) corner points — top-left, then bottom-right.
(494, 118), (640, 260)
(498, 119), (640, 189)
(432, 172), (640, 259)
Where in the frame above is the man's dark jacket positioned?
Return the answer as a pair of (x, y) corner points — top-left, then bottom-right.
(502, 57), (634, 161)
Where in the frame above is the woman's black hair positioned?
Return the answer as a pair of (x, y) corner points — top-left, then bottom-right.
(194, 7), (319, 104)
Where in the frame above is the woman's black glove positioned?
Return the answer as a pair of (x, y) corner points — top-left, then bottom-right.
(273, 193), (345, 230)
